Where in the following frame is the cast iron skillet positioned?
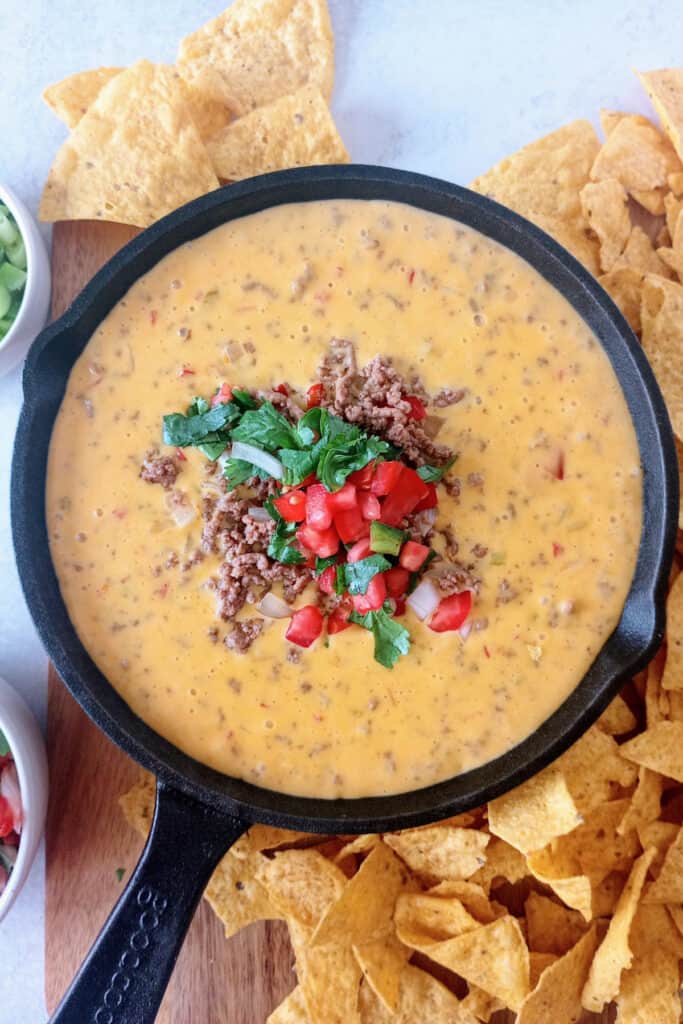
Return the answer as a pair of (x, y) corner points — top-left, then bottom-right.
(11, 165), (678, 1023)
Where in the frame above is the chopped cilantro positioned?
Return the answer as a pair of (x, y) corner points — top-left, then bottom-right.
(417, 456), (457, 483)
(349, 608), (411, 668)
(278, 447), (318, 486)
(115, 867), (125, 883)
(231, 401), (301, 453)
(338, 555), (391, 595)
(316, 431), (392, 492)
(162, 398), (240, 458)
(314, 555), (337, 575)
(265, 503), (305, 565)
(0, 730), (9, 757)
(230, 389), (258, 410)
(221, 457), (258, 487)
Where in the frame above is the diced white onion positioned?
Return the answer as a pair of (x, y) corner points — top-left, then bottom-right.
(230, 442), (283, 480)
(1, 763), (22, 834)
(407, 578), (441, 621)
(257, 592), (293, 619)
(459, 621), (472, 641)
(248, 506), (272, 523)
(165, 490), (196, 527)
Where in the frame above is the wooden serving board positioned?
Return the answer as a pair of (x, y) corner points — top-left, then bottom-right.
(45, 222), (295, 1022)
(44, 221), (610, 1024)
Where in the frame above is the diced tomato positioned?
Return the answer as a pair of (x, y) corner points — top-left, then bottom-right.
(408, 268), (416, 285)
(370, 461), (404, 496)
(318, 566), (337, 595)
(347, 537), (372, 563)
(286, 605), (324, 648)
(179, 366), (195, 377)
(348, 462), (375, 489)
(328, 481), (357, 511)
(405, 395), (427, 420)
(175, 448), (187, 462)
(380, 468), (430, 526)
(327, 604), (352, 634)
(552, 542), (564, 558)
(0, 795), (13, 838)
(352, 573), (387, 614)
(399, 540), (430, 571)
(296, 523), (340, 558)
(358, 491), (381, 520)
(394, 597), (407, 617)
(385, 566), (410, 599)
(306, 483), (333, 530)
(2, 830), (19, 848)
(273, 383), (289, 396)
(334, 507), (369, 544)
(211, 382), (233, 406)
(414, 482), (438, 511)
(306, 382), (324, 408)
(273, 489), (307, 522)
(429, 591), (473, 633)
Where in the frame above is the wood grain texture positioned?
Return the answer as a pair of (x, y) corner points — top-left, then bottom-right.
(45, 221), (295, 1022)
(44, 220), (612, 1024)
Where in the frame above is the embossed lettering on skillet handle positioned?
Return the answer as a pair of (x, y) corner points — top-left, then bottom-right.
(49, 779), (247, 1024)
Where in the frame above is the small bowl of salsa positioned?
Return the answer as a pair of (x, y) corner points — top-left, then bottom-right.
(0, 183), (51, 378)
(0, 675), (48, 921)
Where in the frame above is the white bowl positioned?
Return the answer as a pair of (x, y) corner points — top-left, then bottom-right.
(0, 675), (48, 922)
(0, 183), (51, 378)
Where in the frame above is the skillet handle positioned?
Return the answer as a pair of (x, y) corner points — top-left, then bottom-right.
(49, 778), (248, 1024)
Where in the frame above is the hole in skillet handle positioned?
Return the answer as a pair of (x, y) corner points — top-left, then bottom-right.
(49, 779), (248, 1024)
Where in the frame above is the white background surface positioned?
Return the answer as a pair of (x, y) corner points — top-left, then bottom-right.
(0, 0), (680, 1018)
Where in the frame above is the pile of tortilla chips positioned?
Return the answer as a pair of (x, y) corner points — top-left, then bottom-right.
(39, 0), (348, 228)
(117, 66), (683, 1024)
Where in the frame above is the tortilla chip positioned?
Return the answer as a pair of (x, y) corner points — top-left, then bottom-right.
(178, 66), (234, 139)
(581, 846), (655, 1012)
(527, 952), (558, 989)
(664, 191), (683, 241)
(620, 720), (683, 782)
(39, 60), (219, 227)
(617, 767), (663, 836)
(311, 842), (406, 947)
(600, 109), (628, 139)
(384, 826), (489, 882)
(204, 846), (280, 938)
(597, 693), (638, 735)
(662, 573), (683, 690)
(333, 834), (380, 867)
(268, 987), (310, 1024)
(637, 820), (678, 876)
(118, 772), (155, 834)
(614, 225), (673, 278)
(558, 726), (637, 813)
(469, 121), (601, 275)
(42, 67), (123, 128)
(517, 926), (597, 1024)
(643, 823), (683, 902)
(290, 920), (362, 1024)
(638, 68), (683, 163)
(469, 836), (528, 891)
(580, 179), (631, 271)
(616, 903), (682, 1024)
(422, 915), (530, 1012)
(525, 850), (593, 921)
(540, 799), (640, 884)
(524, 892), (588, 956)
(658, 245), (683, 281)
(257, 849), (346, 934)
(427, 880), (504, 924)
(640, 275), (683, 439)
(358, 966), (474, 1024)
(669, 170), (683, 195)
(590, 113), (680, 193)
(206, 85), (348, 181)
(487, 766), (581, 854)
(631, 186), (668, 215)
(598, 267), (643, 333)
(394, 890), (480, 948)
(241, 825), (313, 854)
(177, 0), (334, 119)
(352, 934), (410, 1013)
(460, 985), (505, 1022)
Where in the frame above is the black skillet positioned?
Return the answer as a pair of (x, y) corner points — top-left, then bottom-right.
(11, 166), (678, 1023)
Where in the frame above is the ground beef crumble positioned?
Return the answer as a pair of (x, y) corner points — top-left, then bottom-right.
(140, 448), (181, 489)
(225, 619), (264, 653)
(317, 338), (456, 468)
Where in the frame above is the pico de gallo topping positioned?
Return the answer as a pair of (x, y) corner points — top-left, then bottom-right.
(161, 381), (469, 668)
(0, 730), (21, 896)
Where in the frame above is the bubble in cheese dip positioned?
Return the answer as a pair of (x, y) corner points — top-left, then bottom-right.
(46, 200), (642, 799)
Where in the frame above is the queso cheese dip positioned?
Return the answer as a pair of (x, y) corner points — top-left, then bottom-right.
(46, 199), (642, 799)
